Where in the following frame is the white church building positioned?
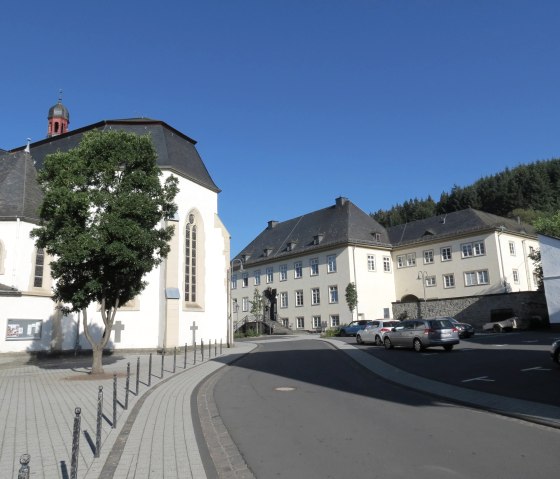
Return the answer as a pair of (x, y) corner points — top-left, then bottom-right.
(0, 100), (230, 353)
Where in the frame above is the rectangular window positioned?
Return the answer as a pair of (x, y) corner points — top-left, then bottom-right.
(328, 285), (338, 303)
(443, 274), (455, 289)
(441, 247), (452, 261)
(406, 253), (416, 267)
(310, 258), (319, 276)
(294, 261), (303, 279)
(242, 273), (248, 288)
(254, 270), (261, 286)
(464, 270), (489, 286)
(312, 315), (321, 328)
(426, 275), (436, 287)
(397, 255), (405, 268)
(295, 290), (304, 307)
(231, 274), (237, 290)
(34, 248), (45, 288)
(383, 256), (391, 272)
(311, 287), (320, 305)
(330, 315), (340, 327)
(280, 264), (287, 281)
(279, 291), (288, 308)
(242, 297), (249, 312)
(327, 255), (337, 273)
(512, 269), (519, 284)
(423, 250), (434, 264)
(296, 317), (305, 329)
(266, 267), (273, 283)
(509, 241), (516, 255)
(367, 254), (376, 271)
(462, 241), (486, 258)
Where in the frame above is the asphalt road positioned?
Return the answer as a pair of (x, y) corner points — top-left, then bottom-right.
(213, 338), (560, 479)
(344, 330), (560, 407)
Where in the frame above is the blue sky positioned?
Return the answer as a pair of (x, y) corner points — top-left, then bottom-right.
(3, 1), (560, 256)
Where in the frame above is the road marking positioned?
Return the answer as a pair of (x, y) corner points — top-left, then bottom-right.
(523, 340), (539, 344)
(462, 376), (495, 383)
(521, 366), (552, 372)
(275, 387), (296, 392)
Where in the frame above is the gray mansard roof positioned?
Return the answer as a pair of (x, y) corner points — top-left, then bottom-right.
(0, 151), (43, 222)
(10, 118), (220, 193)
(235, 200), (537, 266)
(387, 208), (536, 247)
(235, 198), (390, 266)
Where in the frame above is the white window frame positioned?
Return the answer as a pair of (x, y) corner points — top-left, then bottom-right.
(328, 285), (338, 304)
(294, 261), (303, 279)
(279, 291), (288, 308)
(311, 287), (320, 305)
(330, 315), (340, 327)
(426, 275), (436, 287)
(406, 253), (416, 267)
(367, 254), (376, 272)
(441, 246), (452, 262)
(509, 241), (516, 256)
(397, 255), (405, 268)
(280, 264), (287, 281)
(310, 258), (319, 276)
(254, 270), (261, 286)
(512, 269), (519, 284)
(295, 290), (304, 307)
(231, 274), (237, 290)
(464, 269), (489, 286)
(383, 256), (391, 272)
(443, 273), (455, 289)
(296, 317), (305, 329)
(327, 255), (337, 273)
(242, 297), (249, 312)
(242, 272), (249, 288)
(266, 267), (273, 283)
(423, 249), (434, 264)
(312, 315), (321, 328)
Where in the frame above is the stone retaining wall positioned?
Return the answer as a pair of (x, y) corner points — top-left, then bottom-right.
(392, 291), (548, 329)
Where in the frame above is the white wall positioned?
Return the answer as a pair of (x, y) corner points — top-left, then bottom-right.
(540, 234), (560, 325)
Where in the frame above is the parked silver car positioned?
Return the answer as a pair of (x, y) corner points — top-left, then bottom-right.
(356, 320), (400, 345)
(384, 318), (460, 352)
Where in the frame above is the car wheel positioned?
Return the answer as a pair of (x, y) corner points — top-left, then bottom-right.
(413, 338), (423, 352)
(443, 344), (454, 351)
(493, 324), (502, 333)
(384, 337), (393, 350)
(356, 334), (363, 345)
(374, 335), (383, 346)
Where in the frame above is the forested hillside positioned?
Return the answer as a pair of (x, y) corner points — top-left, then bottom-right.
(371, 159), (560, 227)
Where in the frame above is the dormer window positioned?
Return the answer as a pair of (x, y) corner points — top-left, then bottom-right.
(287, 241), (297, 252)
(241, 254), (251, 263)
(264, 247), (273, 257)
(313, 234), (324, 245)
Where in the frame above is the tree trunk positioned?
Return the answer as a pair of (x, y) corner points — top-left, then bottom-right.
(91, 345), (104, 375)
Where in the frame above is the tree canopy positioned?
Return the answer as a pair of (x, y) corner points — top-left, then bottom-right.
(31, 129), (178, 373)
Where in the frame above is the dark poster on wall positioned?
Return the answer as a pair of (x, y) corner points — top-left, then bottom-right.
(6, 319), (42, 340)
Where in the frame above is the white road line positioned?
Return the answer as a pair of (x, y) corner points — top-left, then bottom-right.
(462, 376), (495, 383)
(521, 366), (552, 372)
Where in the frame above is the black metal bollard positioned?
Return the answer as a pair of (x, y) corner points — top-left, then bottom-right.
(17, 453), (30, 479)
(201, 340), (204, 361)
(125, 363), (130, 410)
(173, 347), (177, 373)
(194, 341), (196, 364)
(148, 353), (152, 387)
(184, 343), (187, 369)
(136, 357), (140, 395)
(161, 350), (164, 378)
(112, 374), (117, 429)
(95, 386), (103, 458)
(70, 407), (81, 479)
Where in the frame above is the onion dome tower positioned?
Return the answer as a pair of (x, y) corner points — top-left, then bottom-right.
(47, 91), (70, 138)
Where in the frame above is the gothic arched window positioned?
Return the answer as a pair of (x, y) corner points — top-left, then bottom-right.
(185, 214), (197, 303)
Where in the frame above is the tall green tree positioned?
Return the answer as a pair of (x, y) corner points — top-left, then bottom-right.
(345, 282), (358, 318)
(31, 130), (178, 374)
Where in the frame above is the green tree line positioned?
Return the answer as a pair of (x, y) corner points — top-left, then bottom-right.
(371, 158), (560, 227)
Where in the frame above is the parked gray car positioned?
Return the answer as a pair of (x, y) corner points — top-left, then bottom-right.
(384, 318), (460, 352)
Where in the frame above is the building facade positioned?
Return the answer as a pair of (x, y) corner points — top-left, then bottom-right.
(0, 102), (230, 353)
(231, 198), (539, 331)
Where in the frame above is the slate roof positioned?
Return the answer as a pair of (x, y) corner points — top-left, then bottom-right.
(0, 151), (43, 222)
(10, 118), (220, 193)
(235, 198), (390, 266)
(0, 282), (21, 296)
(387, 208), (536, 247)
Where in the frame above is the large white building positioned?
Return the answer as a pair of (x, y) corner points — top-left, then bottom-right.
(0, 102), (230, 353)
(231, 197), (540, 331)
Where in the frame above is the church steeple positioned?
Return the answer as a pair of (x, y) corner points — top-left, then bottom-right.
(47, 91), (70, 138)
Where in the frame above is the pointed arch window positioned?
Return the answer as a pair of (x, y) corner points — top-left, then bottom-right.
(33, 248), (45, 288)
(185, 214), (197, 303)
